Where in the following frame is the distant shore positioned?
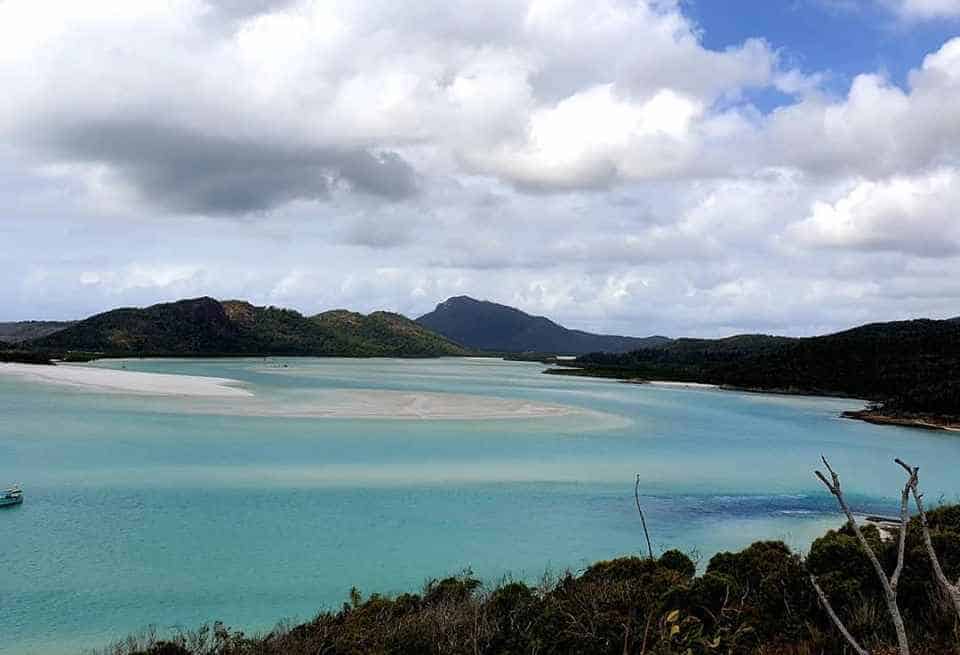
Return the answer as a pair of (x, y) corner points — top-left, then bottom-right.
(546, 365), (960, 433)
(841, 409), (960, 432)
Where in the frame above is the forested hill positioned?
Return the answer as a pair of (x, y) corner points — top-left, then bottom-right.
(563, 317), (960, 416)
(27, 297), (468, 357)
(312, 309), (470, 357)
(0, 320), (74, 343)
(416, 295), (669, 354)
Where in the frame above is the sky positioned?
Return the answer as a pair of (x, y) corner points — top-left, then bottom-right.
(1, 0), (959, 337)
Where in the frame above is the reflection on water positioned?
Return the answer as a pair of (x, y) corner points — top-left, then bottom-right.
(2, 357), (958, 654)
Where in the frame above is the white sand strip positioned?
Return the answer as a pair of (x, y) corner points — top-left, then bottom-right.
(0, 363), (252, 397)
(188, 388), (587, 420)
(0, 364), (600, 420)
(647, 380), (718, 389)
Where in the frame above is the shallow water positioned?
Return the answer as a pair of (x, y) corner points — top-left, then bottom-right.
(2, 358), (958, 654)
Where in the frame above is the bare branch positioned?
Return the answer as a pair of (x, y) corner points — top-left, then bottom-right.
(894, 458), (912, 475)
(815, 470), (837, 494)
(638, 610), (653, 655)
(821, 455), (838, 480)
(898, 461), (960, 619)
(634, 474), (654, 561)
(814, 456), (910, 655)
(809, 573), (870, 655)
(890, 462), (918, 592)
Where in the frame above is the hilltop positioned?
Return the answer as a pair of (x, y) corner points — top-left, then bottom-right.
(416, 296), (669, 355)
(312, 309), (471, 357)
(27, 297), (468, 358)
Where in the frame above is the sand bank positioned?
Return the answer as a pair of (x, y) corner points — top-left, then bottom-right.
(187, 388), (588, 420)
(647, 380), (718, 389)
(0, 363), (591, 420)
(0, 363), (252, 397)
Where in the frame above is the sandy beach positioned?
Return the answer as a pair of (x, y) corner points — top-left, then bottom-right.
(0, 363), (253, 398)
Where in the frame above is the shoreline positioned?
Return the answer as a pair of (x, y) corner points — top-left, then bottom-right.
(545, 366), (960, 433)
(841, 409), (960, 432)
(546, 367), (856, 400)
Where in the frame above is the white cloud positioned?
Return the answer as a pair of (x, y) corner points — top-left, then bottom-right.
(788, 168), (960, 256)
(0, 0), (785, 205)
(468, 86), (705, 189)
(762, 37), (960, 177)
(885, 0), (960, 19)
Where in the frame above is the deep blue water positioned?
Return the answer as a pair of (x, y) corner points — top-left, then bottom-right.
(2, 358), (958, 654)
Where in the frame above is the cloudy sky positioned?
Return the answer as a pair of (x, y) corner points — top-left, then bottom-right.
(2, 0), (959, 337)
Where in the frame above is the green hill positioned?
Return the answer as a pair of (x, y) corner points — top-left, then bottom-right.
(313, 309), (469, 357)
(28, 297), (468, 358)
(417, 295), (669, 354)
(559, 317), (960, 419)
(0, 320), (74, 343)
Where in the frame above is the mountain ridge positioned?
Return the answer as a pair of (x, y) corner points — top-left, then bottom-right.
(416, 295), (669, 354)
(28, 297), (468, 358)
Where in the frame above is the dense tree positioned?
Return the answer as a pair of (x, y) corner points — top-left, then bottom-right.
(26, 297), (468, 358)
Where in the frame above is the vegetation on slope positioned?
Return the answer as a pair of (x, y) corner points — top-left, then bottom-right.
(28, 297), (467, 358)
(33, 297), (246, 355)
(0, 320), (74, 343)
(417, 296), (670, 355)
(99, 505), (960, 655)
(313, 310), (468, 357)
(554, 318), (960, 420)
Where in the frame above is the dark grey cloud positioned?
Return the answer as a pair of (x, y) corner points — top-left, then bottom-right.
(38, 120), (418, 215)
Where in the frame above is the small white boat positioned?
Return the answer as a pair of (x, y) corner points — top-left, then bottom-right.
(0, 485), (23, 508)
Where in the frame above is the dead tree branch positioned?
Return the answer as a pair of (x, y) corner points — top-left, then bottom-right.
(895, 458), (960, 619)
(890, 462), (918, 592)
(813, 456), (910, 655)
(634, 474), (654, 561)
(808, 572), (870, 655)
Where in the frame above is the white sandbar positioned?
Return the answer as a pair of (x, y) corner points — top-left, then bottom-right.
(0, 364), (600, 420)
(647, 380), (718, 389)
(0, 363), (252, 397)
(198, 388), (587, 420)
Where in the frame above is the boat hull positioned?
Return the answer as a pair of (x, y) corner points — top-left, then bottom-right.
(0, 496), (23, 507)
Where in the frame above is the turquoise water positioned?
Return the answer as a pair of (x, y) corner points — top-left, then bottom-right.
(2, 358), (958, 654)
